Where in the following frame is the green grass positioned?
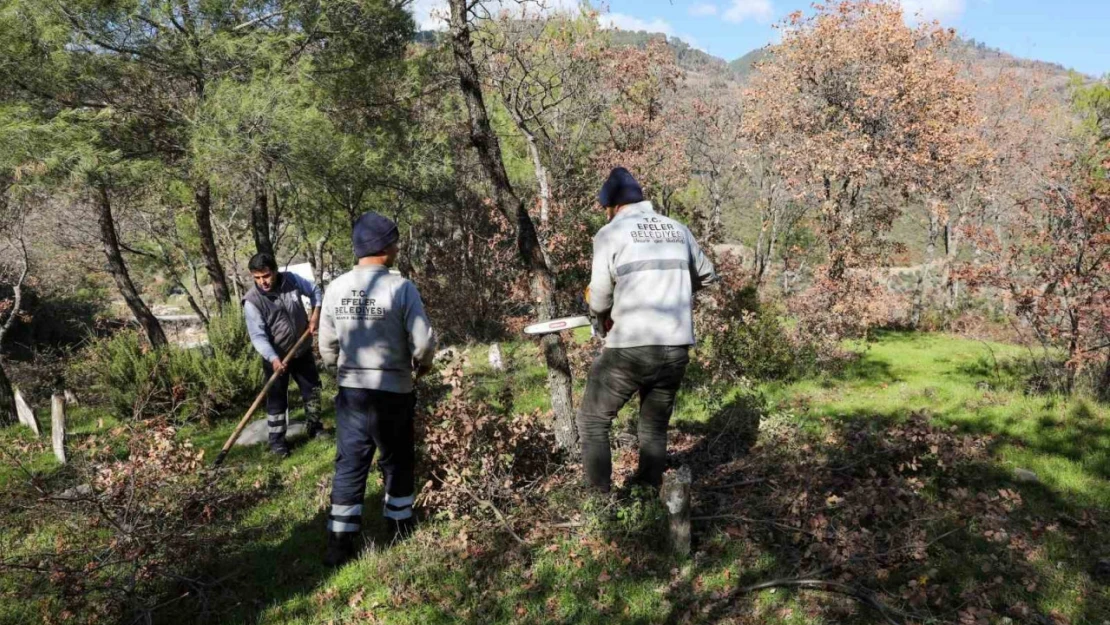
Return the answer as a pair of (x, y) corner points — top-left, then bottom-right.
(5, 331), (1110, 624)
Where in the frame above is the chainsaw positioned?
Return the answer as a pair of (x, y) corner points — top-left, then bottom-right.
(522, 288), (611, 337)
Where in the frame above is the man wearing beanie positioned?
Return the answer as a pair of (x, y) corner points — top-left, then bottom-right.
(318, 211), (436, 567)
(579, 167), (718, 494)
(243, 251), (327, 457)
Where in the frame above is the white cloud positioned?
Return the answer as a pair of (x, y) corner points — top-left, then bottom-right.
(723, 0), (774, 24)
(899, 0), (966, 23)
(597, 12), (676, 37)
(689, 3), (719, 17)
(597, 11), (708, 52)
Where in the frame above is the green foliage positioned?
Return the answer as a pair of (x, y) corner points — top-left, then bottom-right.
(696, 278), (808, 383)
(82, 307), (262, 422)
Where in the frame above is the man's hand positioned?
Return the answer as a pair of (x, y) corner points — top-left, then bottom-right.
(308, 308), (321, 336)
(271, 357), (287, 375)
(412, 358), (432, 380)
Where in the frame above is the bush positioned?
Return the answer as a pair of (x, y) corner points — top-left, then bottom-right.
(694, 255), (806, 383)
(81, 307), (262, 422)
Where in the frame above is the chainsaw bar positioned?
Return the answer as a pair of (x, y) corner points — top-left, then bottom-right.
(523, 315), (592, 335)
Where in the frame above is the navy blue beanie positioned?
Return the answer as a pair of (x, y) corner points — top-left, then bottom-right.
(352, 212), (399, 258)
(598, 167), (644, 208)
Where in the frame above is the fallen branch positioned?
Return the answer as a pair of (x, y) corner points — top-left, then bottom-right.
(738, 578), (903, 625)
(692, 514), (824, 541)
(439, 471), (527, 546)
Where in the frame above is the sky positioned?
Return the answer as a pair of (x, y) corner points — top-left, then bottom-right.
(408, 0), (1110, 77)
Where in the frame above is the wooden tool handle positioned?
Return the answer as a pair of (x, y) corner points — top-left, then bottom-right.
(213, 328), (313, 466)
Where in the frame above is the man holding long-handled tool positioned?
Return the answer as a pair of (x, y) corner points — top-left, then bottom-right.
(318, 212), (436, 567)
(577, 167), (717, 494)
(243, 252), (327, 458)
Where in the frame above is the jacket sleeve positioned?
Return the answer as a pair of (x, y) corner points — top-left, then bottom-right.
(318, 285), (340, 368)
(587, 230), (615, 315)
(688, 230), (718, 292)
(243, 301), (279, 362)
(403, 282), (436, 369)
(289, 272), (323, 308)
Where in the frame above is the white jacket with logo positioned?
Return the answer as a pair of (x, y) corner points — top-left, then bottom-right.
(588, 201), (717, 348)
(319, 265), (436, 393)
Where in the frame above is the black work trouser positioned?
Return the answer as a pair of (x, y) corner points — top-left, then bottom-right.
(262, 352), (322, 448)
(576, 345), (690, 493)
(328, 387), (416, 534)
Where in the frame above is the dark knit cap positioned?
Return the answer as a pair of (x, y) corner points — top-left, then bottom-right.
(352, 212), (399, 258)
(598, 167), (644, 208)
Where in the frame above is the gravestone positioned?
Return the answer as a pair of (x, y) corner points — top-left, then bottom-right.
(51, 394), (66, 464)
(488, 343), (504, 371)
(13, 388), (39, 437)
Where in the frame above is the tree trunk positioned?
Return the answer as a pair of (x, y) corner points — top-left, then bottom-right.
(448, 0), (577, 453)
(251, 178), (275, 257)
(911, 210), (940, 328)
(0, 360), (14, 427)
(95, 186), (168, 348)
(521, 128), (552, 227)
(194, 181), (231, 309)
(313, 235), (329, 287)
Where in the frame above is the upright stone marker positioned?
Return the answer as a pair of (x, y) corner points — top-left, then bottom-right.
(51, 394), (66, 464)
(64, 390), (79, 406)
(488, 343), (504, 371)
(661, 465), (692, 557)
(13, 388), (40, 437)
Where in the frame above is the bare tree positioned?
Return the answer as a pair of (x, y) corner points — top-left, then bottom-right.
(0, 188), (30, 425)
(448, 0), (577, 452)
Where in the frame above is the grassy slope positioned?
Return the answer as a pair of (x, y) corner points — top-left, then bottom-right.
(3, 331), (1110, 624)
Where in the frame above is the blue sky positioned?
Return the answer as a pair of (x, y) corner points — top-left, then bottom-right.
(599, 0), (1110, 76)
(408, 0), (1109, 75)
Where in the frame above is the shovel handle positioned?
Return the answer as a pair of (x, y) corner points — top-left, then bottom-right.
(213, 328), (314, 466)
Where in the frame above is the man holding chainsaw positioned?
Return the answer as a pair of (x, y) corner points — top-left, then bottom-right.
(243, 252), (326, 458)
(579, 167), (717, 494)
(318, 212), (436, 567)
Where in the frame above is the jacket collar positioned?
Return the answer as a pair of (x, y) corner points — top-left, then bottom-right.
(611, 201), (655, 223)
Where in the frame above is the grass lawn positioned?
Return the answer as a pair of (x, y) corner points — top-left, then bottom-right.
(3, 330), (1110, 624)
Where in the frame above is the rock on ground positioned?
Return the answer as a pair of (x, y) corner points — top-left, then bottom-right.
(234, 418), (308, 446)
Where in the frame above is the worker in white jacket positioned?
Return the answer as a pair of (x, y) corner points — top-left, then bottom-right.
(318, 211), (436, 567)
(579, 167), (717, 494)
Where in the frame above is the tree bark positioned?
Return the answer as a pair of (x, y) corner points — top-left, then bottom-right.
(521, 127), (552, 227)
(448, 0), (577, 452)
(251, 178), (275, 258)
(194, 181), (231, 309)
(912, 210), (940, 328)
(0, 361), (14, 427)
(95, 185), (168, 348)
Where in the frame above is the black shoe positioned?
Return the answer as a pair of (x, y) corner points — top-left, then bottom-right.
(306, 420), (330, 440)
(388, 517), (417, 541)
(269, 443), (291, 458)
(323, 532), (359, 567)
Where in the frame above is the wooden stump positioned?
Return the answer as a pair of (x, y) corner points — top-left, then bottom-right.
(51, 394), (66, 464)
(661, 465), (692, 557)
(14, 388), (40, 437)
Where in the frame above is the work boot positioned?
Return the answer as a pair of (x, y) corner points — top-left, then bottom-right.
(269, 440), (291, 458)
(306, 420), (330, 440)
(387, 517), (417, 542)
(323, 532), (360, 567)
